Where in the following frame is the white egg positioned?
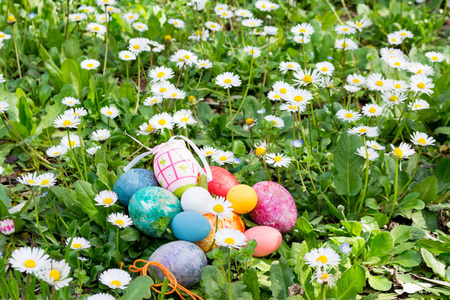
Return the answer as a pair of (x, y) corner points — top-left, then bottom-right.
(180, 187), (212, 215)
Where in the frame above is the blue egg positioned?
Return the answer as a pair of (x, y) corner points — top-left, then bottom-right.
(172, 212), (211, 242)
(113, 169), (158, 207)
(129, 186), (181, 238)
(149, 241), (207, 287)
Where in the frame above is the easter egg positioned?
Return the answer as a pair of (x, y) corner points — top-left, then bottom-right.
(250, 181), (297, 233)
(204, 166), (239, 197)
(149, 241), (207, 287)
(226, 184), (257, 214)
(113, 169), (158, 207)
(244, 226), (282, 257)
(194, 212), (245, 252)
(181, 187), (212, 215)
(172, 211), (211, 242)
(129, 186), (182, 238)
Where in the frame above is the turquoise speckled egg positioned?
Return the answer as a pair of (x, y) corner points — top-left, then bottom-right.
(113, 169), (158, 207)
(149, 241), (207, 287)
(172, 211), (211, 242)
(129, 186), (182, 238)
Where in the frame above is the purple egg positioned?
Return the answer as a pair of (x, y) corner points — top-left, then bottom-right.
(250, 181), (297, 233)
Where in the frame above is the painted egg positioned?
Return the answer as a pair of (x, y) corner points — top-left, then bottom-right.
(149, 241), (207, 287)
(129, 186), (182, 238)
(250, 181), (297, 233)
(244, 226), (282, 257)
(226, 184), (257, 214)
(113, 169), (158, 207)
(180, 187), (212, 215)
(194, 212), (245, 252)
(204, 166), (239, 197)
(172, 211), (211, 242)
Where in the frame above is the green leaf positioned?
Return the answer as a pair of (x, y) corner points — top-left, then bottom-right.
(97, 163), (117, 190)
(232, 140), (246, 156)
(421, 248), (446, 279)
(226, 282), (253, 300)
(411, 176), (438, 204)
(269, 257), (295, 300)
(120, 227), (140, 242)
(368, 274), (392, 291)
(334, 132), (364, 174)
(201, 265), (226, 299)
(74, 180), (106, 228)
(122, 276), (154, 300)
(435, 157), (450, 184)
(389, 250), (422, 267)
(417, 239), (450, 254)
(61, 59), (82, 98)
(390, 225), (412, 244)
(243, 268), (260, 300)
(367, 232), (394, 258)
(17, 97), (35, 134)
(334, 172), (362, 197)
(341, 221), (363, 236)
(45, 60), (63, 89)
(62, 37), (83, 61)
(336, 265), (366, 300)
(296, 217), (313, 233)
(119, 82), (137, 104)
(434, 127), (450, 135)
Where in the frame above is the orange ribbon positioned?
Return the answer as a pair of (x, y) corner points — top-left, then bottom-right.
(128, 259), (204, 300)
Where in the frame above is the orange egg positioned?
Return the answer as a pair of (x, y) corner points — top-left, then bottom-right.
(194, 212), (245, 252)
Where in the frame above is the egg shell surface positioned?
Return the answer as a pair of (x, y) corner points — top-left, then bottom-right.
(180, 187), (212, 215)
(149, 241), (207, 287)
(226, 184), (257, 214)
(250, 181), (297, 233)
(129, 186), (182, 238)
(113, 169), (158, 207)
(244, 226), (282, 257)
(203, 166), (239, 197)
(172, 211), (211, 242)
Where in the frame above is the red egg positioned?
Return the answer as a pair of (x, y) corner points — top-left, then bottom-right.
(203, 166), (239, 197)
(244, 226), (282, 257)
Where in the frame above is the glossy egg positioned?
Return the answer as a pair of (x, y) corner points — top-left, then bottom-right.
(172, 211), (211, 242)
(250, 181), (297, 233)
(244, 226), (282, 257)
(204, 166), (239, 197)
(149, 241), (207, 287)
(113, 169), (158, 207)
(226, 184), (257, 214)
(129, 186), (182, 238)
(194, 212), (245, 252)
(180, 187), (212, 215)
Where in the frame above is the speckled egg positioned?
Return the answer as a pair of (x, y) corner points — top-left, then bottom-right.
(250, 181), (297, 233)
(194, 212), (245, 252)
(149, 241), (207, 287)
(245, 226), (282, 257)
(180, 187), (212, 215)
(204, 166), (239, 197)
(113, 169), (158, 207)
(129, 186), (182, 238)
(172, 211), (211, 242)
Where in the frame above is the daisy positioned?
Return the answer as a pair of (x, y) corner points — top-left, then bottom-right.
(344, 85), (360, 93)
(425, 51), (445, 63)
(9, 247), (50, 275)
(132, 22), (148, 32)
(0, 32), (12, 41)
(279, 61), (300, 74)
(61, 134), (82, 149)
(173, 110), (196, 128)
(293, 35), (311, 44)
(81, 59), (100, 70)
(396, 29), (413, 38)
(53, 114), (80, 129)
(391, 80), (409, 93)
(314, 270), (336, 287)
(107, 213), (133, 228)
(99, 269), (132, 290)
(189, 29), (209, 42)
(235, 9), (253, 17)
(409, 99), (430, 111)
(217, 10), (233, 19)
(61, 97), (81, 107)
(0, 219), (15, 235)
(188, 0), (207, 11)
(96, 14), (110, 23)
(212, 150), (235, 165)
(281, 103), (304, 112)
(293, 68), (322, 87)
(128, 38), (150, 54)
(267, 91), (283, 102)
(123, 12), (139, 23)
(148, 66), (174, 82)
(409, 74), (434, 95)
(335, 25), (356, 35)
(315, 62), (334, 76)
(266, 153), (292, 168)
(68, 237), (91, 250)
(255, 0), (279, 11)
(366, 140), (385, 150)
(17, 172), (38, 186)
(137, 122), (156, 135)
(69, 13), (87, 22)
(205, 21), (221, 31)
(79, 5), (95, 14)
(100, 106), (120, 118)
(150, 112), (174, 131)
(0, 74), (5, 83)
(380, 47), (404, 58)
(408, 62), (434, 76)
(304, 247), (341, 268)
(94, 190), (118, 207)
(387, 32), (403, 45)
(243, 46), (261, 58)
(361, 104), (383, 117)
(348, 18), (372, 31)
(196, 59), (213, 69)
(170, 49), (198, 68)
(151, 81), (174, 95)
(241, 18), (263, 27)
(291, 23), (314, 36)
(91, 129), (111, 141)
(254, 141), (267, 158)
(38, 260), (72, 290)
(64, 108), (88, 118)
(148, 41), (164, 52)
(162, 86), (186, 100)
(87, 294), (116, 300)
(366, 73), (393, 92)
(86, 146), (101, 155)
(215, 228), (247, 249)
(388, 56), (409, 70)
(264, 115), (284, 128)
(334, 38), (358, 50)
(263, 26), (278, 35)
(168, 18), (185, 28)
(209, 196), (234, 220)
(36, 173), (57, 188)
(0, 100), (10, 113)
(119, 50), (136, 61)
(143, 95), (163, 106)
(87, 23), (107, 35)
(200, 146), (218, 157)
(336, 109), (361, 122)
(382, 91), (407, 106)
(390, 143), (416, 159)
(272, 81), (292, 97)
(216, 72), (241, 89)
(410, 131), (435, 147)
(96, 0), (116, 5)
(349, 126), (378, 137)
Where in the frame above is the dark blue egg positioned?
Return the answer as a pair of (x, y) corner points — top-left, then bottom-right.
(172, 212), (211, 242)
(113, 169), (158, 207)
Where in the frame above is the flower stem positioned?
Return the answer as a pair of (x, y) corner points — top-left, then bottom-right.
(66, 130), (85, 181)
(357, 137), (370, 215)
(103, 8), (109, 76)
(77, 125), (88, 180)
(134, 54), (141, 114)
(58, 159), (70, 190)
(400, 147), (421, 193)
(228, 247), (232, 300)
(32, 187), (50, 246)
(228, 88), (234, 145)
(389, 158), (399, 219)
(11, 26), (22, 78)
(116, 227), (121, 266)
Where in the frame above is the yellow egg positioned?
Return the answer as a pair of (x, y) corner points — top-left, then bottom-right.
(226, 184), (257, 214)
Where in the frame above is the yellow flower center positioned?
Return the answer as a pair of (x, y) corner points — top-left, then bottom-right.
(72, 243), (82, 249)
(417, 69), (422, 74)
(210, 24), (216, 28)
(181, 117), (188, 122)
(287, 64), (293, 68)
(391, 38), (397, 42)
(165, 35), (172, 41)
(146, 125), (154, 132)
(271, 120), (277, 126)
(50, 270), (61, 281)
(41, 179), (50, 186)
(188, 95), (196, 102)
(158, 119), (167, 125)
(219, 156), (227, 161)
(157, 72), (165, 78)
(63, 120), (72, 126)
(84, 9), (89, 12)
(274, 156), (282, 162)
(289, 105), (297, 109)
(201, 63), (206, 66)
(184, 55), (191, 60)
(373, 145), (379, 149)
(395, 84), (401, 89)
(345, 113), (353, 118)
(75, 16), (80, 20)
(115, 219), (124, 226)
(87, 63), (94, 68)
(206, 151), (213, 155)
(134, 45), (140, 49)
(54, 152), (59, 155)
(401, 33), (407, 36)
(213, 204), (224, 213)
(300, 29), (306, 33)
(356, 22), (362, 27)
(256, 147), (266, 156)
(394, 62), (400, 66)
(375, 80), (383, 86)
(160, 87), (167, 92)
(137, 26), (142, 29)
(174, 22), (178, 25)
(93, 26), (99, 31)
(24, 259), (36, 268)
(417, 82), (425, 89)
(342, 43), (348, 47)
(353, 79), (360, 83)
(124, 55), (130, 58)
(359, 128), (367, 132)
(321, 273), (329, 280)
(393, 148), (403, 157)
(246, 118), (254, 124)
(249, 49), (255, 54)
(321, 67), (328, 72)
(196, 30), (202, 35)
(0, 34), (4, 38)
(431, 56), (438, 61)
(279, 88), (287, 94)
(28, 179), (35, 184)
(224, 79), (232, 84)
(414, 104), (421, 108)
(224, 237), (235, 245)
(103, 198), (113, 205)
(294, 95), (303, 102)
(69, 141), (76, 147)
(274, 95), (281, 99)
(107, 111), (113, 115)
(343, 28), (349, 31)
(303, 75), (313, 83)
(389, 95), (398, 101)
(111, 280), (121, 287)
(317, 255), (328, 264)
(250, 22), (255, 26)
(171, 93), (177, 97)
(369, 107), (376, 113)
(417, 138), (426, 145)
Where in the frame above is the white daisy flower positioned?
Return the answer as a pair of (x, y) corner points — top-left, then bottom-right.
(266, 153), (292, 168)
(96, 0), (116, 5)
(388, 56), (409, 70)
(128, 38), (150, 54)
(0, 32), (12, 41)
(107, 213), (133, 228)
(410, 131), (435, 147)
(168, 18), (185, 28)
(91, 129), (111, 141)
(119, 50), (136, 61)
(315, 62), (335, 76)
(304, 247), (341, 268)
(64, 108), (88, 118)
(170, 49), (198, 68)
(0, 100), (10, 113)
(68, 237), (91, 250)
(235, 9), (253, 17)
(215, 228), (247, 249)
(189, 29), (209, 42)
(137, 122), (156, 135)
(335, 38), (358, 50)
(286, 88), (313, 106)
(409, 99), (429, 111)
(148, 41), (164, 52)
(123, 12), (139, 23)
(87, 23), (107, 35)
(263, 26), (278, 35)
(255, 0), (279, 11)
(148, 66), (174, 82)
(212, 150), (235, 165)
(81, 59), (100, 70)
(271, 81), (292, 97)
(205, 21), (221, 31)
(162, 86), (186, 100)
(380, 47), (404, 58)
(344, 85), (361, 93)
(396, 29), (413, 38)
(348, 18), (372, 31)
(335, 25), (356, 35)
(173, 109), (196, 128)
(366, 140), (385, 150)
(348, 126), (378, 137)
(200, 146), (218, 157)
(69, 13), (87, 22)
(293, 68), (323, 87)
(61, 97), (81, 107)
(241, 18), (263, 27)
(267, 90), (283, 102)
(314, 270), (336, 287)
(86, 146), (101, 156)
(387, 32), (403, 45)
(425, 51), (445, 63)
(291, 23), (314, 36)
(99, 269), (132, 290)
(264, 115), (284, 128)
(409, 74), (434, 95)
(293, 35), (311, 44)
(95, 14), (110, 23)
(391, 80), (409, 93)
(61, 134), (82, 149)
(243, 46), (261, 58)
(100, 106), (120, 118)
(151, 81), (174, 95)
(0, 74), (5, 83)
(9, 247), (50, 275)
(361, 104), (383, 117)
(408, 62), (434, 76)
(382, 91), (407, 106)
(38, 259), (72, 290)
(150, 112), (174, 131)
(196, 59), (213, 69)
(79, 6), (95, 14)
(280, 103), (305, 113)
(279, 61), (300, 74)
(216, 72), (242, 89)
(218, 10), (233, 19)
(87, 293), (116, 300)
(209, 196), (234, 220)
(17, 172), (39, 186)
(132, 22), (148, 32)
(336, 109), (361, 122)
(46, 145), (69, 158)
(53, 114), (81, 129)
(143, 95), (163, 106)
(391, 143), (416, 159)
(366, 73), (393, 92)
(36, 173), (57, 188)
(94, 190), (118, 207)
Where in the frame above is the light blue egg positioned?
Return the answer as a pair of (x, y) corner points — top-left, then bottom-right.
(129, 186), (181, 238)
(113, 169), (158, 207)
(172, 212), (211, 242)
(149, 241), (207, 287)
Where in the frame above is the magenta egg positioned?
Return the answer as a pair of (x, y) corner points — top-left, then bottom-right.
(250, 181), (297, 233)
(245, 226), (282, 257)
